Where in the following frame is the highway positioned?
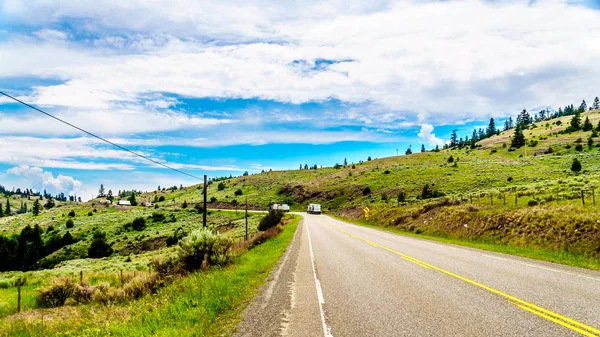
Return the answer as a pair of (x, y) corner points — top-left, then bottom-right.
(235, 214), (600, 337)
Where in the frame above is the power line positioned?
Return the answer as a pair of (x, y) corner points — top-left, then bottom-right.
(0, 91), (203, 181)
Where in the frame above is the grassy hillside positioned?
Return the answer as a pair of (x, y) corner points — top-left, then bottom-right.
(154, 109), (600, 267)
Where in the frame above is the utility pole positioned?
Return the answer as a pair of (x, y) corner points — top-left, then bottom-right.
(203, 175), (207, 228)
(245, 196), (248, 241)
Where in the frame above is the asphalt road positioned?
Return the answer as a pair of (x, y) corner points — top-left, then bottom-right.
(235, 214), (600, 336)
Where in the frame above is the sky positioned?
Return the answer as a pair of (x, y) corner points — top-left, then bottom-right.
(0, 0), (599, 200)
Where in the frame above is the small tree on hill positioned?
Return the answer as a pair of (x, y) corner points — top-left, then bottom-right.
(107, 190), (113, 201)
(128, 193), (137, 206)
(511, 125), (526, 148)
(362, 186), (371, 195)
(583, 116), (593, 131)
(487, 118), (496, 137)
(405, 146), (412, 155)
(32, 199), (41, 216)
(593, 97), (600, 110)
(88, 230), (113, 258)
(182, 200), (188, 209)
(579, 99), (587, 113)
(397, 191), (406, 203)
(570, 111), (582, 131)
(217, 182), (226, 191)
(98, 184), (105, 198)
(447, 155), (454, 163)
(421, 144), (426, 152)
(571, 158), (582, 173)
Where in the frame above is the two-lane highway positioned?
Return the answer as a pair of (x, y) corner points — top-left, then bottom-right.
(235, 214), (600, 336)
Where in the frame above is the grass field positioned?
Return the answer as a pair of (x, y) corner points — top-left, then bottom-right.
(0, 215), (299, 336)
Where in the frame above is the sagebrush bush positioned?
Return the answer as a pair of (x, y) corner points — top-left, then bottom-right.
(123, 274), (159, 300)
(150, 254), (182, 278)
(179, 229), (233, 271)
(0, 279), (13, 289)
(37, 277), (75, 308)
(92, 282), (117, 305)
(66, 218), (74, 228)
(258, 210), (284, 231)
(73, 283), (94, 304)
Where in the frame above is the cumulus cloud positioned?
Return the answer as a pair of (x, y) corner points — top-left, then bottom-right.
(7, 165), (82, 195)
(417, 124), (445, 147)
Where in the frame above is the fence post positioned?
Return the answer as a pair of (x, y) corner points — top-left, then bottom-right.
(503, 193), (506, 206)
(470, 194), (473, 203)
(515, 193), (518, 206)
(556, 191), (559, 204)
(593, 189), (596, 206)
(17, 282), (21, 313)
(120, 270), (123, 285)
(80, 270), (83, 284)
(581, 190), (585, 205)
(490, 194), (493, 205)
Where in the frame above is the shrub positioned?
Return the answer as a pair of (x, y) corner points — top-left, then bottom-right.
(575, 144), (583, 151)
(381, 193), (388, 202)
(246, 225), (282, 248)
(194, 204), (204, 214)
(66, 218), (74, 228)
(0, 279), (13, 289)
(150, 255), (182, 278)
(397, 191), (406, 203)
(182, 200), (188, 209)
(575, 137), (583, 143)
(447, 155), (454, 163)
(528, 199), (540, 206)
(151, 212), (166, 222)
(217, 182), (226, 191)
(383, 170), (390, 174)
(73, 283), (94, 304)
(234, 189), (243, 196)
(91, 282), (114, 305)
(179, 229), (233, 271)
(37, 277), (75, 308)
(566, 144), (571, 149)
(158, 196), (165, 202)
(362, 186), (371, 195)
(131, 217), (146, 231)
(571, 158), (582, 173)
(507, 177), (513, 182)
(88, 211), (93, 216)
(258, 210), (285, 231)
(123, 275), (159, 300)
(68, 210), (75, 217)
(210, 196), (217, 203)
(88, 230), (113, 258)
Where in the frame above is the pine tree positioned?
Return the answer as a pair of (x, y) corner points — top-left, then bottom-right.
(583, 116), (593, 131)
(450, 130), (458, 147)
(516, 109), (532, 127)
(128, 193), (137, 206)
(304, 164), (309, 170)
(107, 190), (113, 201)
(570, 111), (582, 130)
(88, 230), (113, 258)
(5, 199), (10, 215)
(344, 158), (348, 166)
(0, 202), (3, 217)
(405, 145), (412, 155)
(472, 129), (478, 141)
(571, 158), (582, 173)
(511, 125), (526, 148)
(579, 100), (587, 113)
(593, 97), (600, 110)
(421, 144), (426, 152)
(98, 184), (105, 198)
(487, 118), (496, 137)
(32, 199), (41, 216)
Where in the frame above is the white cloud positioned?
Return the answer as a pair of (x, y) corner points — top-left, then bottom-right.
(417, 124), (445, 147)
(7, 165), (82, 195)
(1, 0), (599, 137)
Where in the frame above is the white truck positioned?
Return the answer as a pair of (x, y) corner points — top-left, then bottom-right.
(307, 203), (321, 214)
(271, 204), (290, 212)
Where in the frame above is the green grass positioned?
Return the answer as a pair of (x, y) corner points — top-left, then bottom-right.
(0, 215), (300, 336)
(331, 215), (600, 271)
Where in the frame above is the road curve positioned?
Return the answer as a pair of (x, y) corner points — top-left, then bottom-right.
(235, 213), (600, 336)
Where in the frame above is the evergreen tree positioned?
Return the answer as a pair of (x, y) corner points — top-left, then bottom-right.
(0, 202), (3, 217)
(304, 164), (309, 170)
(503, 119), (510, 131)
(299, 164), (303, 170)
(570, 111), (582, 130)
(516, 109), (532, 127)
(107, 189), (113, 201)
(405, 146), (412, 155)
(579, 100), (587, 113)
(5, 199), (10, 215)
(472, 129), (478, 141)
(32, 199), (41, 216)
(593, 97), (600, 110)
(487, 118), (496, 137)
(583, 116), (593, 131)
(128, 193), (138, 206)
(434, 145), (440, 152)
(450, 129), (458, 147)
(511, 124), (526, 148)
(98, 184), (105, 198)
(478, 128), (485, 140)
(88, 230), (113, 258)
(571, 158), (582, 173)
(421, 144), (426, 152)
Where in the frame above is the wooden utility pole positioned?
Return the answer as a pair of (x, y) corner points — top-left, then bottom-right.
(203, 175), (207, 228)
(245, 196), (249, 241)
(515, 193), (518, 206)
(17, 283), (21, 313)
(593, 189), (596, 206)
(503, 193), (506, 206)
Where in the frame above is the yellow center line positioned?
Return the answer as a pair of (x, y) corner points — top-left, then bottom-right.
(320, 218), (600, 336)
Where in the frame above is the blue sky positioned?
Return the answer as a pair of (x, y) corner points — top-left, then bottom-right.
(0, 0), (599, 199)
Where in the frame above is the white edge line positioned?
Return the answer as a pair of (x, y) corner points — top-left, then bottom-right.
(305, 216), (334, 337)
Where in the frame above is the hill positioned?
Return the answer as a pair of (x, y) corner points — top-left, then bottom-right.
(152, 108), (600, 267)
